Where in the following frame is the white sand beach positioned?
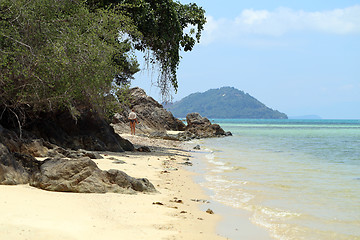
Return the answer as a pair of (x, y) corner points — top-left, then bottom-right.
(0, 134), (226, 240)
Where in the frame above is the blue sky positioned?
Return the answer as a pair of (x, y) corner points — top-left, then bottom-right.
(133, 0), (360, 119)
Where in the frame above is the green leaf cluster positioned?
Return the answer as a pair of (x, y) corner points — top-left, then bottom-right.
(88, 0), (206, 100)
(1, 0), (140, 117)
(0, 0), (206, 124)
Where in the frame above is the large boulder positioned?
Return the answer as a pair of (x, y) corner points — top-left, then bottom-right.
(183, 113), (231, 139)
(1, 141), (157, 194)
(112, 87), (186, 134)
(186, 112), (211, 125)
(30, 157), (157, 194)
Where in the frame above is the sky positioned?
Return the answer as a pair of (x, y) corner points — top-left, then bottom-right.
(132, 0), (360, 119)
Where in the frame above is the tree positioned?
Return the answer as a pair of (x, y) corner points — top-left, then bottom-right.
(87, 0), (206, 100)
(1, 0), (140, 123)
(0, 0), (206, 128)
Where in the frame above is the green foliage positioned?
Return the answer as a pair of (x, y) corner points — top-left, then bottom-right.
(88, 0), (206, 100)
(0, 0), (206, 126)
(166, 87), (288, 119)
(0, 0), (140, 119)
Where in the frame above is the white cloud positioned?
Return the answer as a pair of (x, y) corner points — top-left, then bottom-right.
(201, 5), (360, 44)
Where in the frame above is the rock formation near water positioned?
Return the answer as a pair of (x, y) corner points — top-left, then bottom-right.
(0, 86), (231, 193)
(112, 87), (186, 134)
(184, 112), (232, 138)
(111, 88), (231, 140)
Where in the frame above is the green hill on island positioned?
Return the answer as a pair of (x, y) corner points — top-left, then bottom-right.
(166, 87), (288, 119)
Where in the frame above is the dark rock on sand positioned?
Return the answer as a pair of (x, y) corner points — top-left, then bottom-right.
(30, 157), (157, 194)
(193, 145), (201, 150)
(136, 146), (151, 152)
(206, 208), (214, 214)
(177, 113), (231, 140)
(179, 161), (193, 166)
(0, 143), (30, 185)
(1, 141), (156, 194)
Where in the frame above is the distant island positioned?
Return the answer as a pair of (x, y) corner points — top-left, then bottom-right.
(289, 115), (322, 119)
(165, 87), (288, 119)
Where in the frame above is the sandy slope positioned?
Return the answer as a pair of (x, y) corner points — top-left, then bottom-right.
(0, 134), (225, 240)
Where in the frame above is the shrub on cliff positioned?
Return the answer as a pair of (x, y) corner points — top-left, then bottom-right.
(0, 0), (206, 128)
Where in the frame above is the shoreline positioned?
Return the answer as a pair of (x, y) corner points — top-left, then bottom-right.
(0, 134), (226, 240)
(183, 140), (274, 240)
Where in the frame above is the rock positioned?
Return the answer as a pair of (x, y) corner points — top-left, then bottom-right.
(0, 124), (22, 153)
(186, 112), (211, 126)
(112, 160), (126, 164)
(193, 145), (201, 150)
(111, 88), (186, 134)
(12, 152), (43, 175)
(79, 150), (103, 159)
(180, 161), (193, 166)
(206, 208), (214, 214)
(0, 143), (30, 185)
(20, 139), (49, 157)
(30, 157), (157, 194)
(136, 146), (151, 152)
(183, 113), (231, 139)
(177, 131), (196, 141)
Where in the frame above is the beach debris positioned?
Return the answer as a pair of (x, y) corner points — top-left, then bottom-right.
(153, 202), (164, 205)
(197, 217), (204, 220)
(180, 211), (187, 214)
(180, 161), (193, 166)
(136, 146), (151, 152)
(167, 167), (178, 171)
(191, 199), (210, 203)
(193, 145), (201, 150)
(112, 160), (126, 164)
(206, 208), (214, 214)
(161, 170), (170, 174)
(170, 199), (183, 204)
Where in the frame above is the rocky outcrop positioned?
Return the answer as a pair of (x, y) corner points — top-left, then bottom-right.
(0, 143), (30, 185)
(180, 113), (232, 140)
(0, 143), (156, 193)
(111, 88), (232, 141)
(148, 113), (232, 141)
(0, 109), (158, 194)
(112, 87), (186, 134)
(30, 157), (156, 194)
(1, 108), (134, 154)
(24, 110), (134, 152)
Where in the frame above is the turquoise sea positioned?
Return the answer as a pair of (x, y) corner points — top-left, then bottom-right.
(192, 119), (360, 240)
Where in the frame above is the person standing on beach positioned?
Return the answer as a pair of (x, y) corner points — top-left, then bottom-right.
(128, 109), (139, 135)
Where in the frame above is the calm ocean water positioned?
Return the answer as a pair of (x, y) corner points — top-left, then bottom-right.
(193, 119), (360, 240)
